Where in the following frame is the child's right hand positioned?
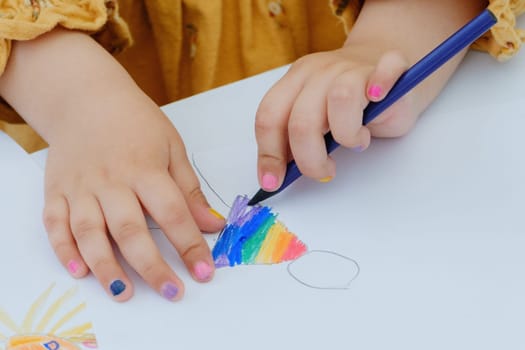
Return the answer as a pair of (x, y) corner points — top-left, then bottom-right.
(253, 45), (417, 190)
(253, 0), (485, 192)
(0, 29), (225, 302)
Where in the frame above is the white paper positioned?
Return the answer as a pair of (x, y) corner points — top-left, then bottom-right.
(191, 101), (525, 349)
(13, 13), (525, 347)
(0, 132), (98, 349)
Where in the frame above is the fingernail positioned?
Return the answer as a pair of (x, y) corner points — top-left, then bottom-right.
(262, 173), (278, 191)
(109, 280), (126, 296)
(319, 176), (333, 183)
(67, 259), (80, 275)
(352, 145), (364, 152)
(160, 282), (180, 301)
(368, 85), (382, 99)
(208, 207), (225, 220)
(194, 261), (213, 281)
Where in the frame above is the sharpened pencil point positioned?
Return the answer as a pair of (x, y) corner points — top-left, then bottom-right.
(247, 189), (272, 206)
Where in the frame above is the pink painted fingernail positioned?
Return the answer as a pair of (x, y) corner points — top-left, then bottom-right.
(67, 259), (80, 275)
(262, 173), (277, 191)
(262, 173), (278, 191)
(194, 261), (213, 281)
(368, 85), (382, 99)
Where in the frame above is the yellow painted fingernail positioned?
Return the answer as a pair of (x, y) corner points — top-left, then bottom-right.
(319, 176), (333, 183)
(208, 207), (225, 220)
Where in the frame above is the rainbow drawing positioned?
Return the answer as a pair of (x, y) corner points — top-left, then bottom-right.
(212, 195), (307, 267)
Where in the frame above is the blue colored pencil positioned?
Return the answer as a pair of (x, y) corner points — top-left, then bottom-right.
(248, 9), (497, 206)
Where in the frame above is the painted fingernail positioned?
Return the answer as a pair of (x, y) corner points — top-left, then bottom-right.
(262, 173), (279, 191)
(352, 145), (364, 152)
(319, 176), (333, 183)
(194, 261), (213, 281)
(160, 282), (180, 301)
(67, 260), (80, 275)
(208, 207), (225, 220)
(109, 280), (126, 296)
(368, 85), (382, 99)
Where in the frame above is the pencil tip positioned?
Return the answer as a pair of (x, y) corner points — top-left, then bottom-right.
(247, 189), (270, 206)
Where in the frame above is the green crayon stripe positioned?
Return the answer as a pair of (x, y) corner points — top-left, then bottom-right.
(242, 215), (276, 263)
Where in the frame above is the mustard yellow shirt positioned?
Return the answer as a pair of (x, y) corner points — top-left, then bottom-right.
(1, 0), (524, 152)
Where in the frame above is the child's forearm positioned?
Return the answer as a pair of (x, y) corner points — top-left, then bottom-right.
(346, 0), (487, 115)
(0, 28), (145, 144)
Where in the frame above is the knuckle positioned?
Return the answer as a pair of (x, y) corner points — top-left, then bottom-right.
(255, 104), (279, 131)
(289, 53), (320, 73)
(71, 218), (103, 243)
(298, 161), (322, 178)
(138, 258), (162, 278)
(188, 186), (207, 204)
(331, 129), (355, 148)
(91, 257), (115, 273)
(112, 221), (144, 245)
(42, 208), (67, 233)
(328, 84), (352, 102)
(288, 118), (310, 139)
(289, 55), (309, 72)
(50, 238), (73, 257)
(180, 241), (203, 260)
(157, 202), (189, 228)
(259, 152), (285, 165)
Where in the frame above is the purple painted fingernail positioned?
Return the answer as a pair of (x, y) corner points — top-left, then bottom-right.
(352, 145), (364, 153)
(161, 282), (180, 301)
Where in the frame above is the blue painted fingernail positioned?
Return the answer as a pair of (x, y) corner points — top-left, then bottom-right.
(161, 282), (179, 301)
(110, 280), (126, 296)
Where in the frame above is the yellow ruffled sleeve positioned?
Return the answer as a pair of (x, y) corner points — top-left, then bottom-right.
(472, 0), (525, 61)
(0, 0), (132, 76)
(331, 0), (524, 62)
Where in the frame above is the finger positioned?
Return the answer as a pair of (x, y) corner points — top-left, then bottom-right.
(255, 54), (329, 191)
(366, 50), (409, 104)
(67, 192), (133, 302)
(135, 172), (215, 284)
(97, 184), (184, 302)
(366, 94), (419, 138)
(327, 69), (372, 151)
(43, 192), (89, 278)
(286, 63), (356, 180)
(167, 139), (225, 233)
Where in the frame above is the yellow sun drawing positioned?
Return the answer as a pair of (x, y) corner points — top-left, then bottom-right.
(0, 283), (97, 350)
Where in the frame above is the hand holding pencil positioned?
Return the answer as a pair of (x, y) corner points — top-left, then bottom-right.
(250, 5), (495, 205)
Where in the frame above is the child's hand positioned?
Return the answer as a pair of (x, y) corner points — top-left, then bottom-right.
(43, 97), (224, 302)
(0, 29), (225, 302)
(254, 46), (415, 188)
(253, 0), (486, 191)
